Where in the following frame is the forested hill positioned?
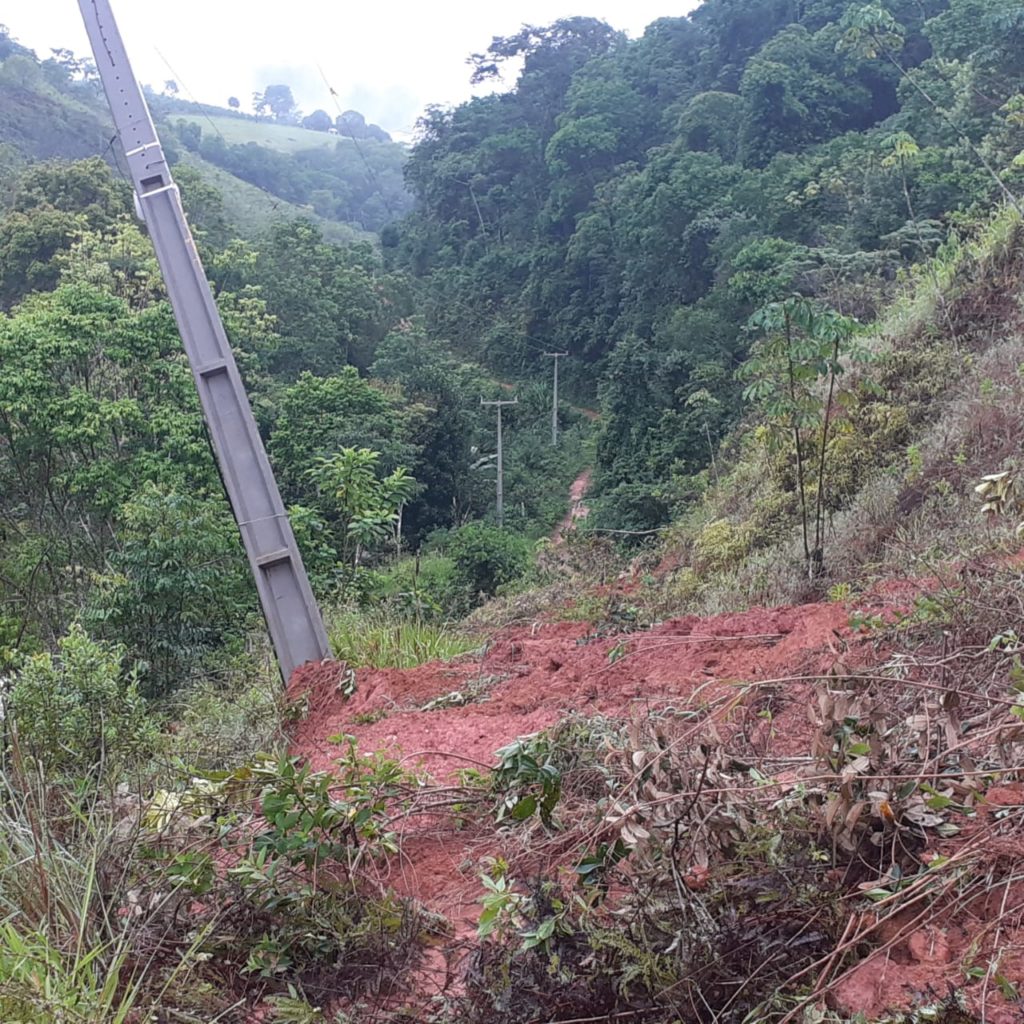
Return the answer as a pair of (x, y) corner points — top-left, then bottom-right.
(0, 26), (410, 235)
(390, 0), (1024, 529)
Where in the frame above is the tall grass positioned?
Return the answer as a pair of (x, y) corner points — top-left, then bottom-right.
(884, 201), (1022, 341)
(0, 763), (208, 1023)
(327, 606), (481, 669)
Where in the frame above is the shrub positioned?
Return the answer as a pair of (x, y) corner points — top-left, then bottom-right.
(7, 624), (155, 780)
(667, 566), (703, 605)
(588, 482), (672, 538)
(86, 484), (253, 697)
(743, 483), (795, 543)
(447, 522), (530, 608)
(145, 745), (426, 998)
(367, 552), (457, 619)
(692, 517), (751, 574)
(491, 734), (562, 828)
(287, 502), (341, 594)
(165, 668), (285, 770)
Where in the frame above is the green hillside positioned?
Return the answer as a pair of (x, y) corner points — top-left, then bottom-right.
(392, 2), (1024, 534)
(170, 113), (412, 232)
(178, 114), (348, 154)
(0, 48), (110, 160)
(0, 27), (406, 238)
(178, 152), (373, 246)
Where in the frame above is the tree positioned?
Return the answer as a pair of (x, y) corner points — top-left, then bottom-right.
(738, 298), (868, 576)
(727, 237), (814, 306)
(0, 284), (217, 645)
(677, 92), (746, 160)
(310, 448), (417, 566)
(228, 95), (240, 109)
(174, 162), (229, 245)
(0, 205), (87, 307)
(337, 110), (392, 142)
(302, 109), (333, 133)
(48, 47), (90, 81)
(56, 218), (163, 309)
(9, 625), (154, 780)
(370, 325), (490, 538)
(839, 3), (1023, 215)
(268, 368), (417, 509)
(9, 157), (130, 228)
(0, 54), (45, 90)
(738, 26), (872, 166)
(86, 485), (252, 697)
(470, 18), (623, 134)
(0, 24), (30, 62)
(388, 1), (988, 527)
(252, 221), (401, 374)
(262, 83), (299, 124)
(446, 522), (529, 608)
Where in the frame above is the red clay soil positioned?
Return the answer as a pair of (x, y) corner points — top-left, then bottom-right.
(288, 599), (874, 784)
(287, 594), (878, 992)
(831, 783), (1024, 1023)
(286, 580), (1024, 1020)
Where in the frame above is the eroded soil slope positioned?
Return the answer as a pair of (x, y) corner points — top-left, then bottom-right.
(286, 572), (1024, 1022)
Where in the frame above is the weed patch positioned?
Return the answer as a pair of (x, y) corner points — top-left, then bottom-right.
(327, 606), (480, 669)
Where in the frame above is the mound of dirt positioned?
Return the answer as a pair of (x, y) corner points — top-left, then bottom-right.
(287, 595), (878, 966)
(285, 578), (1024, 1020)
(288, 598), (875, 784)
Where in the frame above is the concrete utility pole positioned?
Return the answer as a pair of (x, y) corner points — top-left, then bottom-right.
(544, 352), (568, 447)
(78, 0), (330, 682)
(481, 397), (517, 527)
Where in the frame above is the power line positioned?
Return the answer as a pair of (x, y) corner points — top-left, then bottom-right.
(155, 46), (227, 145)
(316, 63), (396, 222)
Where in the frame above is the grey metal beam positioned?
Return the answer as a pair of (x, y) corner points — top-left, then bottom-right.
(77, 0), (331, 681)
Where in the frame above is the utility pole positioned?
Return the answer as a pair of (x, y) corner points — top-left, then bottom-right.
(544, 352), (568, 447)
(78, 0), (330, 682)
(481, 397), (517, 527)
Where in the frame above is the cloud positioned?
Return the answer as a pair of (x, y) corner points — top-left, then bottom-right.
(9, 1), (699, 135)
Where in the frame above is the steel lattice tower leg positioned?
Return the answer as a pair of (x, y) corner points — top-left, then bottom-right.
(78, 0), (331, 681)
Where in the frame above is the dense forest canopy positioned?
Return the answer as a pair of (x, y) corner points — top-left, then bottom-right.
(388, 0), (1024, 527)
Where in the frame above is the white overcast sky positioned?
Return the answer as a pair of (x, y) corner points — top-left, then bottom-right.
(7, 1), (699, 137)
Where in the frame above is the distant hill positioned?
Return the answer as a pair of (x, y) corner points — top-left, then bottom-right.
(169, 114), (355, 155)
(0, 49), (110, 161)
(0, 26), (407, 238)
(178, 152), (373, 247)
(165, 112), (412, 232)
